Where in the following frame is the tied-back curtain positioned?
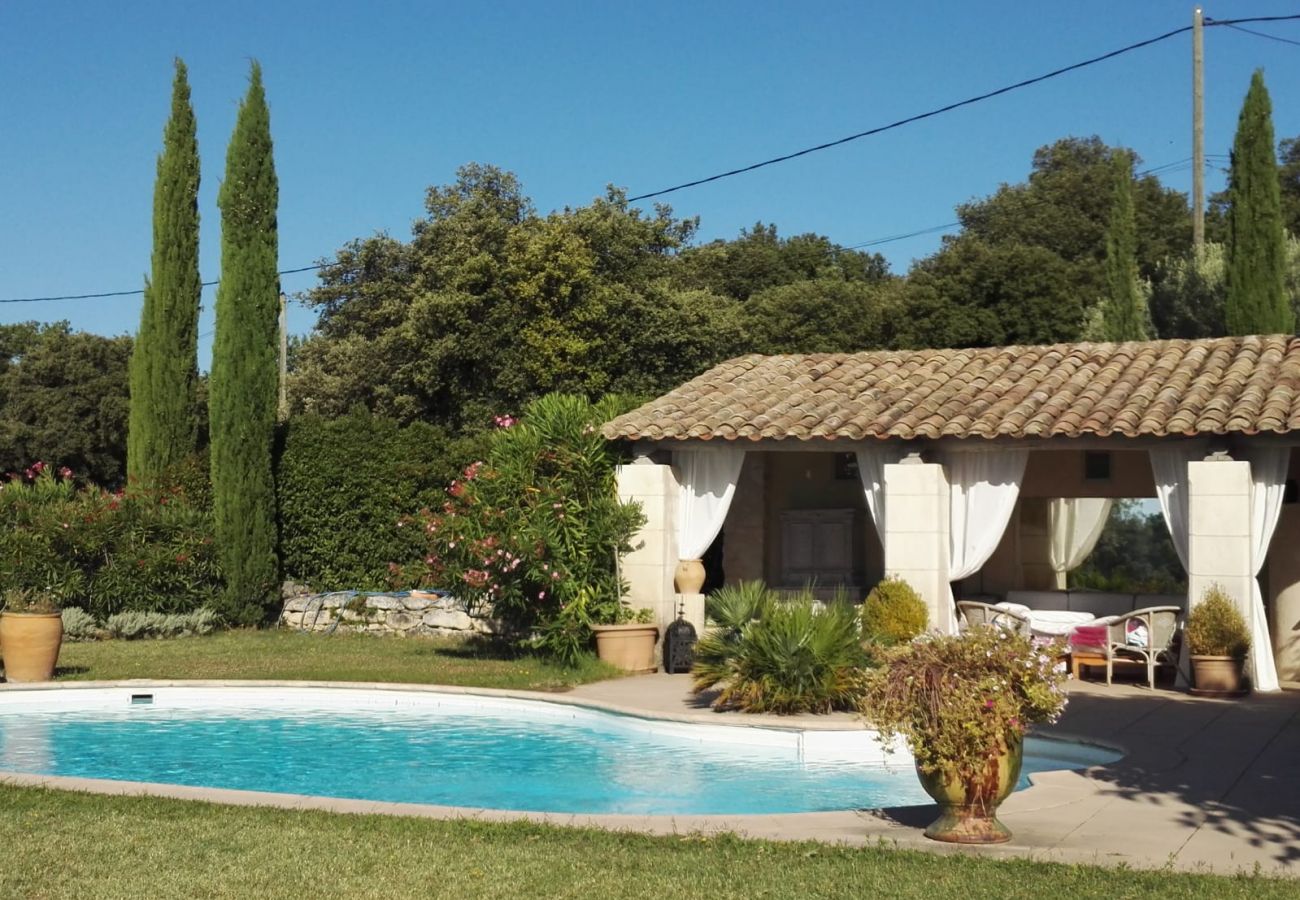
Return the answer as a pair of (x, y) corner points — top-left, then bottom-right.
(1048, 498), (1113, 588)
(1149, 445), (1200, 571)
(855, 445), (903, 537)
(675, 448), (746, 561)
(1244, 447), (1288, 693)
(944, 449), (1029, 634)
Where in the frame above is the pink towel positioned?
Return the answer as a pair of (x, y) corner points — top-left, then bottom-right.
(1071, 624), (1109, 649)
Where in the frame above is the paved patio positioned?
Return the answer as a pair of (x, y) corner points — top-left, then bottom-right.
(569, 673), (1300, 875)
(3, 675), (1297, 876)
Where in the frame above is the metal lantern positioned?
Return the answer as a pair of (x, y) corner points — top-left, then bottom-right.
(663, 604), (697, 674)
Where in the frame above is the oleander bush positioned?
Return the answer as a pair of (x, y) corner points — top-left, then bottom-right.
(692, 582), (870, 714)
(395, 393), (645, 663)
(0, 462), (221, 619)
(861, 576), (928, 645)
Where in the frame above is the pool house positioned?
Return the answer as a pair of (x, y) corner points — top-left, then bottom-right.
(602, 335), (1300, 692)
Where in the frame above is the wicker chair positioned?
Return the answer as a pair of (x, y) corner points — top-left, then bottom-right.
(956, 600), (1032, 638)
(1069, 606), (1182, 689)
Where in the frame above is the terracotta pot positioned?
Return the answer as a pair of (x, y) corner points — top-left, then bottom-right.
(0, 611), (64, 683)
(914, 734), (1023, 844)
(592, 623), (659, 674)
(1190, 655), (1247, 695)
(674, 559), (706, 594)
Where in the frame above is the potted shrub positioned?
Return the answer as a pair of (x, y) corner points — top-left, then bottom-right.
(1, 588), (64, 682)
(861, 626), (1068, 843)
(591, 604), (659, 674)
(861, 576), (928, 646)
(1186, 584), (1251, 696)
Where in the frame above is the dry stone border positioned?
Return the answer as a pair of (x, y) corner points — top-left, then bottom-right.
(279, 584), (498, 637)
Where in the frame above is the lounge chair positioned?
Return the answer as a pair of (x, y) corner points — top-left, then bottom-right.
(1069, 606), (1182, 689)
(956, 600), (1032, 638)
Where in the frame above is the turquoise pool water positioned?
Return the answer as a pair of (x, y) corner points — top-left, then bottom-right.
(0, 690), (1120, 815)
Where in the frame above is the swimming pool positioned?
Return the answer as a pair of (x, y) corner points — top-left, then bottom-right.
(0, 686), (1120, 815)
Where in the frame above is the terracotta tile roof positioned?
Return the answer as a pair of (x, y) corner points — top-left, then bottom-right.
(603, 336), (1300, 442)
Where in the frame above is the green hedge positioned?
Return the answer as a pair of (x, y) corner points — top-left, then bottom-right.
(274, 410), (480, 591)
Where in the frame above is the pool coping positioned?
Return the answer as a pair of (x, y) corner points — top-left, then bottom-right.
(8, 678), (1295, 878)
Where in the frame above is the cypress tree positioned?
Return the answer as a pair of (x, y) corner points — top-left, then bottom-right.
(127, 59), (201, 485)
(1097, 151), (1147, 341)
(210, 63), (280, 624)
(1226, 70), (1293, 335)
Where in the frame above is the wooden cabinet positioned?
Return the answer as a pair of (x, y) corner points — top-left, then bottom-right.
(778, 508), (860, 591)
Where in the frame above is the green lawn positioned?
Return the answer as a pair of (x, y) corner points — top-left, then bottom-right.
(0, 785), (1288, 899)
(51, 629), (617, 691)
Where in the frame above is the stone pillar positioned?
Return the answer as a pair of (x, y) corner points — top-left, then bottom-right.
(616, 463), (677, 629)
(1187, 459), (1254, 620)
(883, 461), (952, 633)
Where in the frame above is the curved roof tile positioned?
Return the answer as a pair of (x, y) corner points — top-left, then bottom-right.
(603, 336), (1300, 443)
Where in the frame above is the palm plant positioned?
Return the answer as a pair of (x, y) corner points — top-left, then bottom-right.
(692, 582), (869, 714)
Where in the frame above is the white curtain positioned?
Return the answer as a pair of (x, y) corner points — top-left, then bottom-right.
(1048, 498), (1113, 589)
(1149, 445), (1200, 571)
(856, 445), (904, 537)
(676, 448), (746, 560)
(1244, 447), (1288, 693)
(944, 449), (1029, 635)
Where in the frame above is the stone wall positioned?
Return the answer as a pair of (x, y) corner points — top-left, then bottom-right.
(280, 590), (498, 637)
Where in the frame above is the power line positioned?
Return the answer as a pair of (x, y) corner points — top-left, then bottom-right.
(0, 263), (324, 305)
(1218, 22), (1300, 48)
(625, 15), (1300, 203)
(840, 157), (1225, 249)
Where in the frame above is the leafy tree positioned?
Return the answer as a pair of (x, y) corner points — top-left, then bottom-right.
(955, 137), (1190, 288)
(674, 222), (889, 301)
(899, 239), (1081, 348)
(291, 166), (743, 432)
(1093, 152), (1147, 341)
(1280, 137), (1300, 237)
(1148, 243), (1227, 339)
(128, 59), (201, 486)
(907, 137), (1188, 347)
(209, 63), (280, 624)
(741, 278), (904, 354)
(1225, 71), (1293, 335)
(1071, 501), (1184, 595)
(0, 323), (132, 486)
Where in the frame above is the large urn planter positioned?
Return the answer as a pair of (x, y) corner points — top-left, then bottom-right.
(0, 611), (64, 683)
(673, 559), (706, 594)
(592, 623), (659, 674)
(1189, 654), (1249, 697)
(915, 735), (1024, 844)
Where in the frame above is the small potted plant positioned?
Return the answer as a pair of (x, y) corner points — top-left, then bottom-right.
(861, 626), (1068, 844)
(592, 602), (659, 674)
(1186, 584), (1251, 696)
(1, 588), (65, 682)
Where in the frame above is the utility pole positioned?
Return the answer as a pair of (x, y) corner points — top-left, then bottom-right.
(1192, 5), (1205, 249)
(277, 289), (288, 421)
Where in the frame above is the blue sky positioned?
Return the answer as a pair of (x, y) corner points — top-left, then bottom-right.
(3, 2), (1300, 365)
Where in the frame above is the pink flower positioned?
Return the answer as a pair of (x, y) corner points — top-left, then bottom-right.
(57, 466), (73, 479)
(492, 414), (517, 429)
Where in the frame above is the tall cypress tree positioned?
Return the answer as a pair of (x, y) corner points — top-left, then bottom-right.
(210, 62), (280, 624)
(1226, 70), (1293, 335)
(127, 59), (201, 485)
(1097, 150), (1147, 341)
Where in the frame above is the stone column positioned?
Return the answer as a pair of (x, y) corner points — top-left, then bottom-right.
(1187, 458), (1253, 619)
(883, 461), (952, 633)
(616, 462), (678, 629)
